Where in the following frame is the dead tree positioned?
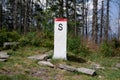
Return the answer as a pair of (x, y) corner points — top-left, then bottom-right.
(13, 0), (18, 31)
(0, 0), (2, 29)
(105, 0), (110, 41)
(100, 1), (104, 43)
(118, 4), (120, 40)
(92, 0), (98, 44)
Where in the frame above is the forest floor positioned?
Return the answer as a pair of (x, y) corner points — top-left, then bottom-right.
(0, 46), (120, 80)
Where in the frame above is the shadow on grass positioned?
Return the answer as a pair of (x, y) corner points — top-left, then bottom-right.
(67, 55), (86, 63)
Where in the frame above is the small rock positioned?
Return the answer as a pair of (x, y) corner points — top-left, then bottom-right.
(98, 75), (102, 78)
(45, 50), (53, 55)
(98, 75), (104, 79)
(58, 64), (76, 72)
(3, 42), (19, 48)
(0, 59), (7, 62)
(0, 52), (10, 59)
(77, 67), (96, 76)
(115, 63), (120, 68)
(28, 50), (53, 61)
(91, 63), (105, 70)
(112, 67), (118, 70)
(47, 59), (51, 61)
(38, 61), (54, 68)
(28, 54), (49, 60)
(58, 64), (96, 76)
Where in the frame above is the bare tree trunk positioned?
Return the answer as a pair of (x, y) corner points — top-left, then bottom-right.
(92, 0), (98, 44)
(118, 4), (120, 40)
(85, 0), (88, 39)
(66, 0), (68, 19)
(19, 0), (23, 33)
(82, 0), (85, 38)
(46, 0), (48, 9)
(27, 0), (31, 32)
(105, 0), (110, 41)
(13, 0), (18, 31)
(100, 1), (104, 43)
(30, 0), (34, 31)
(0, 0), (2, 30)
(24, 0), (28, 34)
(73, 0), (77, 36)
(59, 0), (63, 17)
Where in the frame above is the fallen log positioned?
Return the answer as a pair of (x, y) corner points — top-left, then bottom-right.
(116, 63), (120, 68)
(0, 52), (10, 59)
(0, 59), (7, 62)
(38, 61), (54, 68)
(58, 64), (76, 72)
(28, 50), (53, 61)
(3, 42), (19, 48)
(28, 54), (49, 60)
(76, 67), (96, 76)
(58, 64), (96, 76)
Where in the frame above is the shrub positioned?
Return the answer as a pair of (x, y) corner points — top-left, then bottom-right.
(111, 39), (120, 57)
(19, 32), (41, 46)
(68, 37), (81, 54)
(111, 38), (120, 48)
(99, 42), (114, 57)
(7, 50), (17, 56)
(31, 36), (41, 46)
(79, 45), (91, 57)
(18, 36), (29, 46)
(7, 31), (20, 41)
(113, 48), (120, 57)
(42, 39), (54, 49)
(42, 31), (54, 49)
(0, 30), (20, 47)
(68, 37), (90, 57)
(0, 32), (7, 46)
(26, 32), (36, 40)
(43, 31), (54, 39)
(19, 31), (54, 48)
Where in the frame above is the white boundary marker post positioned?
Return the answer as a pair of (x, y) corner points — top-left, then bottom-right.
(53, 18), (67, 60)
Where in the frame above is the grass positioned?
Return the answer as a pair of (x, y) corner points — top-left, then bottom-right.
(0, 46), (120, 80)
(0, 74), (40, 80)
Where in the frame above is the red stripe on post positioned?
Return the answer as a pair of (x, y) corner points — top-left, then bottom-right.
(55, 18), (67, 21)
